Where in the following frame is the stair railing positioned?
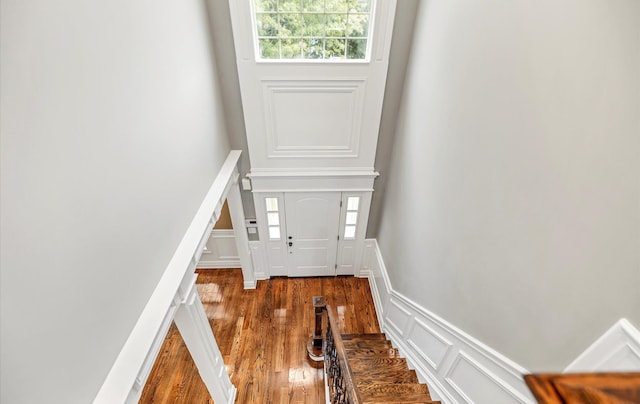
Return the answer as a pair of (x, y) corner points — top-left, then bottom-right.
(307, 295), (362, 404)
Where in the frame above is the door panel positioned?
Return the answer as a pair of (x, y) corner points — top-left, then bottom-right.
(285, 192), (341, 277)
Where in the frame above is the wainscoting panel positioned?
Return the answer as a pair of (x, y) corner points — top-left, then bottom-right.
(362, 239), (536, 403)
(406, 317), (453, 371)
(386, 298), (412, 337)
(362, 239), (640, 404)
(197, 230), (240, 269)
(249, 240), (268, 281)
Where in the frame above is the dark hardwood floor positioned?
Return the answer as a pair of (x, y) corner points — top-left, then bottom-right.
(140, 269), (381, 403)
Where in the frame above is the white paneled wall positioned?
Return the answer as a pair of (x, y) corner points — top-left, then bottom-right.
(197, 230), (241, 269)
(360, 239), (640, 404)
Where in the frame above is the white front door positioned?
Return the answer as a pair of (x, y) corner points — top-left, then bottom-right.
(284, 192), (341, 277)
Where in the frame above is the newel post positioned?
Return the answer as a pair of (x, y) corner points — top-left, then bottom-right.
(307, 295), (326, 361)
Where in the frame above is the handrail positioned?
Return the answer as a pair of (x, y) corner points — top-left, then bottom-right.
(525, 372), (640, 403)
(324, 304), (362, 404)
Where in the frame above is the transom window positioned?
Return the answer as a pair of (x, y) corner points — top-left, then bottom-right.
(253, 0), (373, 60)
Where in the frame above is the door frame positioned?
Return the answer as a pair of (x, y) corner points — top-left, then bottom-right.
(253, 186), (374, 278)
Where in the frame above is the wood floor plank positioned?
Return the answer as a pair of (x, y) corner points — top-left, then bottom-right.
(140, 269), (380, 403)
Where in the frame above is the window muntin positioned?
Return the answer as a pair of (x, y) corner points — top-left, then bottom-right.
(265, 197), (282, 240)
(254, 0), (373, 60)
(343, 196), (360, 240)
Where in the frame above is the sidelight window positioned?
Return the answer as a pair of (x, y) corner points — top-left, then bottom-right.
(265, 197), (282, 240)
(253, 0), (373, 60)
(343, 196), (359, 239)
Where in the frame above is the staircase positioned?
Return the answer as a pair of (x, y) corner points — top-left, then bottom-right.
(312, 295), (439, 404)
(341, 333), (439, 404)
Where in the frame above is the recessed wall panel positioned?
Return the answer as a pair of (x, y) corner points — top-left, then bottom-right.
(262, 80), (365, 158)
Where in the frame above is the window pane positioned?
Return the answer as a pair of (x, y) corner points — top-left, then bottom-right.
(303, 13), (326, 36)
(281, 38), (304, 58)
(265, 197), (279, 212)
(279, 13), (303, 36)
(344, 225), (356, 239)
(350, 0), (371, 12)
(269, 226), (281, 240)
(346, 211), (358, 225)
(256, 13), (279, 36)
(279, 0), (302, 12)
(267, 212), (280, 226)
(259, 38), (280, 58)
(347, 197), (360, 211)
(303, 0), (324, 12)
(326, 0), (348, 12)
(346, 39), (366, 59)
(325, 38), (346, 59)
(326, 14), (347, 37)
(304, 38), (324, 59)
(255, 0), (278, 12)
(347, 14), (369, 37)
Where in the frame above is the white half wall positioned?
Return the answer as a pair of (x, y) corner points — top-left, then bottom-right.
(362, 240), (640, 404)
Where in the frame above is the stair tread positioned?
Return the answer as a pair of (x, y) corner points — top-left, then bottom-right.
(353, 368), (418, 384)
(349, 357), (409, 373)
(343, 339), (393, 351)
(358, 382), (432, 402)
(341, 333), (387, 341)
(363, 401), (439, 404)
(346, 347), (401, 359)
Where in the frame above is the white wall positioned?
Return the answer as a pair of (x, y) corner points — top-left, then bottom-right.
(0, 1), (230, 402)
(376, 0), (640, 371)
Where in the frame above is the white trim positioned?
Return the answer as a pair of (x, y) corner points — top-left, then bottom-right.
(173, 276), (237, 404)
(197, 230), (241, 269)
(363, 239), (640, 403)
(125, 296), (180, 403)
(227, 178), (256, 288)
(249, 240), (269, 281)
(564, 318), (640, 372)
(248, 168), (379, 175)
(94, 151), (242, 404)
(363, 239), (534, 404)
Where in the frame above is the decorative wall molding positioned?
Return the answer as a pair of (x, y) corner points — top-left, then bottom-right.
(361, 239), (535, 404)
(94, 151), (243, 404)
(564, 318), (640, 372)
(249, 240), (268, 281)
(197, 229), (241, 269)
(362, 239), (640, 403)
(262, 79), (366, 159)
(248, 170), (378, 193)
